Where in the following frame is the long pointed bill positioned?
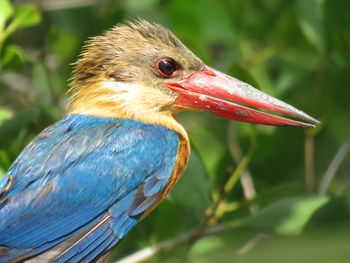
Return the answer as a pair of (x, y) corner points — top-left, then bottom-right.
(166, 66), (319, 128)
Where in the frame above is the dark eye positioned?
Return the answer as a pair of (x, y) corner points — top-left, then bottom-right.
(156, 58), (178, 78)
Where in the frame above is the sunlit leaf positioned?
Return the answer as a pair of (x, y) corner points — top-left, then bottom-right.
(181, 225), (350, 263)
(12, 6), (42, 29)
(0, 0), (13, 29)
(190, 235), (225, 258)
(0, 107), (13, 125)
(254, 181), (305, 205)
(247, 195), (330, 236)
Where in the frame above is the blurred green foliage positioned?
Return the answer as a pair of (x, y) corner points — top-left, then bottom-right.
(0, 0), (350, 262)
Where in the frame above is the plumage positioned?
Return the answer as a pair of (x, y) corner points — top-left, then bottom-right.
(0, 115), (181, 262)
(0, 20), (318, 262)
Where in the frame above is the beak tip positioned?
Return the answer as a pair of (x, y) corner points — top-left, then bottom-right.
(305, 115), (321, 126)
(295, 110), (320, 126)
(306, 124), (317, 129)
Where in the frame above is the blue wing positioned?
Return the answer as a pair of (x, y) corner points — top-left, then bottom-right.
(0, 115), (179, 263)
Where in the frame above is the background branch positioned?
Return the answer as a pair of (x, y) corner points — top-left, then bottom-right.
(319, 138), (350, 194)
(114, 225), (234, 263)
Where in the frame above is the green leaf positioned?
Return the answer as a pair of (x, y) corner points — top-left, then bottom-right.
(191, 235), (225, 258)
(0, 0), (13, 30)
(0, 5), (41, 47)
(32, 62), (52, 103)
(297, 0), (325, 51)
(0, 107), (39, 149)
(0, 107), (13, 125)
(12, 6), (41, 29)
(184, 224), (350, 263)
(196, 0), (235, 44)
(150, 200), (182, 240)
(2, 44), (25, 69)
(247, 195), (330, 236)
(171, 151), (211, 211)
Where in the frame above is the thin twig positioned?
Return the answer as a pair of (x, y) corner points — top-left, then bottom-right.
(237, 233), (269, 255)
(113, 225), (234, 263)
(228, 122), (257, 214)
(224, 143), (255, 194)
(304, 129), (315, 193)
(305, 51), (326, 193)
(319, 138), (350, 194)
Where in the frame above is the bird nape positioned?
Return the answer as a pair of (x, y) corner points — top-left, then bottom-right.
(0, 20), (319, 263)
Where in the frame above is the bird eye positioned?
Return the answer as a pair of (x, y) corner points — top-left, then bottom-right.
(156, 58), (178, 78)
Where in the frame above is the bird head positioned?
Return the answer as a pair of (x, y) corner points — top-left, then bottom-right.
(68, 20), (319, 133)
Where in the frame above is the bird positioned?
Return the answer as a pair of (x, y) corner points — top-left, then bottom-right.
(0, 20), (319, 263)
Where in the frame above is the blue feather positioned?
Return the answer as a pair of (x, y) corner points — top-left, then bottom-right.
(0, 114), (179, 262)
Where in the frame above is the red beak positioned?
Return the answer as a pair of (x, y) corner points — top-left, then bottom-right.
(166, 66), (319, 127)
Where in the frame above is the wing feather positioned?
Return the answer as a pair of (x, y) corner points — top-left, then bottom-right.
(0, 115), (179, 263)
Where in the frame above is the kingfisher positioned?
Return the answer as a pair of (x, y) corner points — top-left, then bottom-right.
(0, 20), (319, 263)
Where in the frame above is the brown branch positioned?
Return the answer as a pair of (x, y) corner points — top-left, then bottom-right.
(113, 225), (235, 263)
(228, 122), (257, 213)
(304, 128), (315, 193)
(305, 50), (326, 193)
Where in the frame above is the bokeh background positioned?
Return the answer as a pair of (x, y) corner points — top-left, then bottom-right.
(1, 0), (350, 262)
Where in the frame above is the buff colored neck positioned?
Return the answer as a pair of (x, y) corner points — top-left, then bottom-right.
(67, 80), (189, 142)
